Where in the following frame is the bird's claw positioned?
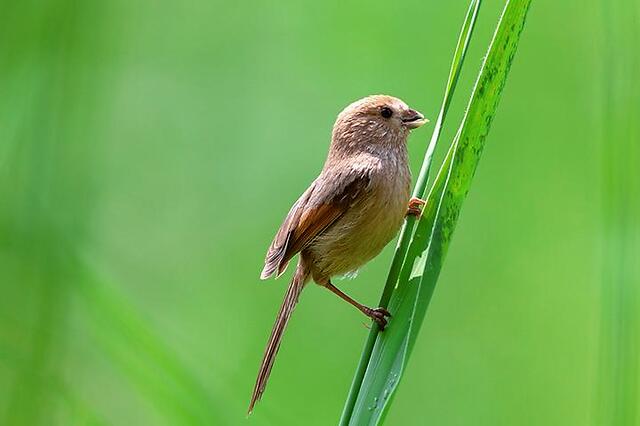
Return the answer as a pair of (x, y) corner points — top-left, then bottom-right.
(363, 307), (392, 330)
(406, 197), (426, 218)
(406, 207), (422, 217)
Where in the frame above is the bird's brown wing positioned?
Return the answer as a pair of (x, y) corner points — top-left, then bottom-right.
(260, 171), (371, 279)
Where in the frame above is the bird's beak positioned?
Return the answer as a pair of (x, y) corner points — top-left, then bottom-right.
(401, 109), (429, 129)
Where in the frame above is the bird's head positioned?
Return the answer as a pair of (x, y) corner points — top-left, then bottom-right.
(331, 95), (428, 153)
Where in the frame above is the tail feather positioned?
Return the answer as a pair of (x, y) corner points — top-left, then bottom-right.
(248, 262), (309, 414)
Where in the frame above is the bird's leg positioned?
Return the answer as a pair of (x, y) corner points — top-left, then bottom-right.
(406, 197), (426, 218)
(322, 281), (391, 330)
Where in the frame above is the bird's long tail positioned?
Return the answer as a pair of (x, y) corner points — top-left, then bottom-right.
(248, 262), (309, 414)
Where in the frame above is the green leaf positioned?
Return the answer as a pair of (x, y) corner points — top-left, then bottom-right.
(594, 1), (640, 424)
(339, 1), (481, 422)
(341, 0), (532, 424)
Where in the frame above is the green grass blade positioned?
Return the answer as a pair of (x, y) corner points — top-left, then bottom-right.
(73, 257), (225, 425)
(346, 1), (532, 424)
(594, 0), (640, 424)
(339, 1), (481, 423)
(412, 0), (483, 201)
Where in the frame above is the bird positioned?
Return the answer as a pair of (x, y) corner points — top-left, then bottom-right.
(248, 95), (428, 414)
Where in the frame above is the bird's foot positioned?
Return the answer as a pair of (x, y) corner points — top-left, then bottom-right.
(406, 197), (426, 218)
(362, 307), (392, 330)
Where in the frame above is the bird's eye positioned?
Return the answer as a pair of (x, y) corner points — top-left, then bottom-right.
(380, 107), (393, 118)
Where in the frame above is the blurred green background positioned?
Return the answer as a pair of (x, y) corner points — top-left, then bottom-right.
(1, 0), (632, 425)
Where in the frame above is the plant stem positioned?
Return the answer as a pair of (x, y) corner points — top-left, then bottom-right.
(342, 0), (532, 423)
(594, 0), (640, 424)
(339, 1), (482, 423)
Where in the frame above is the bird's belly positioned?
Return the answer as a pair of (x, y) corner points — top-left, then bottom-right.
(307, 182), (408, 280)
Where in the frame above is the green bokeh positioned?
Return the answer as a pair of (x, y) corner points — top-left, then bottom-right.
(0, 1), (610, 425)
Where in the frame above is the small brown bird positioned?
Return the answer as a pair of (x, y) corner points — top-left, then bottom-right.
(249, 95), (427, 413)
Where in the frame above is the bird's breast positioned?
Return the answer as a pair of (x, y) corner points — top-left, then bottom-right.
(309, 154), (411, 279)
